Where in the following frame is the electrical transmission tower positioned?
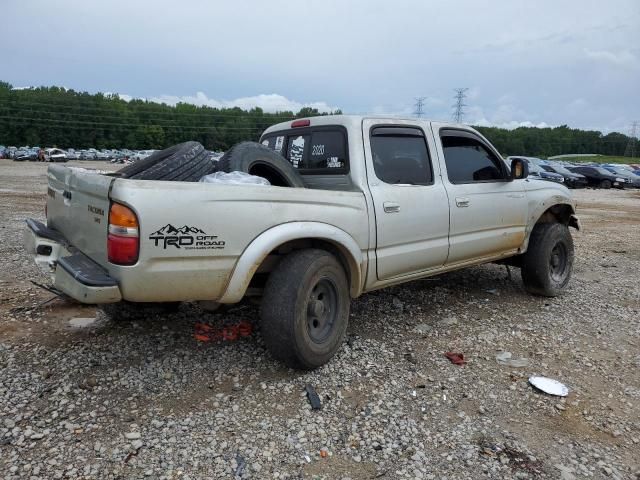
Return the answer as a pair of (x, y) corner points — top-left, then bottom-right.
(452, 88), (468, 123)
(624, 121), (638, 158)
(414, 97), (426, 118)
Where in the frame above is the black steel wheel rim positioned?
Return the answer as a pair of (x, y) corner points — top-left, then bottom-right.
(549, 242), (568, 283)
(306, 277), (338, 344)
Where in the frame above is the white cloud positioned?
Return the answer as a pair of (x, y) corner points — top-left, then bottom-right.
(117, 91), (339, 113)
(472, 117), (551, 130)
(583, 48), (639, 69)
(466, 104), (552, 129)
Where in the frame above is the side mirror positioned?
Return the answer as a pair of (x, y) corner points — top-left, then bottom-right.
(510, 158), (529, 180)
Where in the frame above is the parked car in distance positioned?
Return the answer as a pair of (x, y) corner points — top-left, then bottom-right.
(44, 148), (68, 162)
(539, 162), (588, 188)
(567, 165), (624, 189)
(14, 151), (38, 161)
(602, 165), (640, 187)
(508, 156), (564, 184)
(6, 146), (18, 159)
(130, 150), (156, 161)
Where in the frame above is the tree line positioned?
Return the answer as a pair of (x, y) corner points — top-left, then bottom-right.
(0, 81), (634, 157)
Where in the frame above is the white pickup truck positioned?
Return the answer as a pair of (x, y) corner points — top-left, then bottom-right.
(25, 115), (580, 368)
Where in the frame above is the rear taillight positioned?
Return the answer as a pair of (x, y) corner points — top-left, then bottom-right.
(107, 203), (139, 265)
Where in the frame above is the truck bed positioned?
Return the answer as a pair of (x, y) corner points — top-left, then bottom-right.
(44, 165), (370, 302)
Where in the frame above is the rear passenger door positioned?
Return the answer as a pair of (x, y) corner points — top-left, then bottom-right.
(363, 120), (450, 280)
(433, 128), (527, 264)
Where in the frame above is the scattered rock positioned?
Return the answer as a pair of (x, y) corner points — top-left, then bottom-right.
(131, 439), (143, 450)
(68, 317), (98, 328)
(413, 324), (432, 334)
(495, 351), (528, 368)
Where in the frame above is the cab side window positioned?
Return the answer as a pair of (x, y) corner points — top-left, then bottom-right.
(370, 127), (433, 185)
(441, 133), (506, 184)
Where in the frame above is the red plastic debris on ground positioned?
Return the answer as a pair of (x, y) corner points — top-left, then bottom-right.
(193, 321), (253, 343)
(444, 352), (466, 365)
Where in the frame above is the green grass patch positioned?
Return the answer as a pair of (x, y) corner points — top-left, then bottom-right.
(550, 155), (639, 164)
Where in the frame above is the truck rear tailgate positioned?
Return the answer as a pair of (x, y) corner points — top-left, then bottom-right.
(46, 164), (114, 267)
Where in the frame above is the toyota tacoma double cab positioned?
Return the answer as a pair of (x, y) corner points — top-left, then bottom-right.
(24, 115), (580, 369)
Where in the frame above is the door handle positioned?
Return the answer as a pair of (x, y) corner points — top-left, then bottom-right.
(455, 197), (470, 208)
(383, 202), (400, 213)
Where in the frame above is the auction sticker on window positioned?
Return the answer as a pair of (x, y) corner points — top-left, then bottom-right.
(274, 136), (284, 153)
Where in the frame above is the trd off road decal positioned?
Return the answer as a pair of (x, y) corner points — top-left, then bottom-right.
(149, 224), (225, 250)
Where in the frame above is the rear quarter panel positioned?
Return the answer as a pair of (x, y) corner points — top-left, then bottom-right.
(108, 180), (369, 302)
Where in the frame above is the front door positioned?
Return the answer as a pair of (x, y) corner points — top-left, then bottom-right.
(432, 127), (527, 264)
(363, 120), (450, 280)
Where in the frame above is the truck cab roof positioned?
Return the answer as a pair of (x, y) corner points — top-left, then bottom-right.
(262, 114), (472, 136)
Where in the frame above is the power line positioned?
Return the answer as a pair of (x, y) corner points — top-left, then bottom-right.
(1, 100), (301, 120)
(0, 107), (295, 128)
(624, 121), (638, 158)
(414, 97), (426, 118)
(452, 88), (468, 123)
(0, 115), (265, 131)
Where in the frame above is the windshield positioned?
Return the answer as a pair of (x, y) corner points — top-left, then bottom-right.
(606, 166), (628, 175)
(526, 161), (544, 173)
(593, 167), (613, 175)
(547, 164), (574, 175)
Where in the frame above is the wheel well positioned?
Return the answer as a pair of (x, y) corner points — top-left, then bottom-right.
(519, 203), (578, 254)
(535, 204), (575, 227)
(248, 239), (357, 296)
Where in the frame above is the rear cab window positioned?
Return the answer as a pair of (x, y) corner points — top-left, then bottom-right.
(260, 126), (348, 175)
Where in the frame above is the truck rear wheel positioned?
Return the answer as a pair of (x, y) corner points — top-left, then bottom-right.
(521, 222), (574, 297)
(260, 249), (350, 369)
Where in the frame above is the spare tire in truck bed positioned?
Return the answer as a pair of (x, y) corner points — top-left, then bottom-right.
(117, 142), (214, 181)
(218, 141), (305, 188)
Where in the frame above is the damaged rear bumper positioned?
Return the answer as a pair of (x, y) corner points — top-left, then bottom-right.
(24, 219), (122, 304)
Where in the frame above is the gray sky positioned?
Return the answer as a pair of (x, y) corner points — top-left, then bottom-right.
(3, 0), (639, 133)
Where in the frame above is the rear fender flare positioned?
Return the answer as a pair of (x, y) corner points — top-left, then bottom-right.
(218, 222), (364, 303)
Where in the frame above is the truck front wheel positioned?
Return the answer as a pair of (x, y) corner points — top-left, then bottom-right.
(521, 222), (574, 297)
(261, 249), (350, 369)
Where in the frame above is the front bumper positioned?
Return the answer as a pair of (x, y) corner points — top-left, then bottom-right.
(24, 219), (122, 304)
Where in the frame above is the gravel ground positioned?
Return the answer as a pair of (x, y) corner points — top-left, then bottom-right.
(1, 159), (639, 479)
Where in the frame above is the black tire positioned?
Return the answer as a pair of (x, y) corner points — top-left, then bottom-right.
(261, 249), (350, 369)
(521, 223), (574, 297)
(101, 301), (181, 321)
(600, 179), (612, 189)
(218, 142), (305, 188)
(117, 142), (204, 180)
(143, 149), (210, 182)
